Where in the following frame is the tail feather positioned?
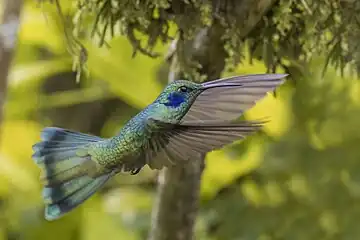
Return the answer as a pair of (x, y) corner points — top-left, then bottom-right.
(32, 127), (112, 221)
(40, 157), (88, 186)
(40, 127), (103, 142)
(32, 127), (103, 164)
(44, 174), (112, 221)
(32, 145), (79, 164)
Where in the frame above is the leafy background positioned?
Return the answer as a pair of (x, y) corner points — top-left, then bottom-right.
(1, 0), (360, 239)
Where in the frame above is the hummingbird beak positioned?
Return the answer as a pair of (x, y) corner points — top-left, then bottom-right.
(200, 80), (242, 90)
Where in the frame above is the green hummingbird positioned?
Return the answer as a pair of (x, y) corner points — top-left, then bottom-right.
(32, 73), (287, 221)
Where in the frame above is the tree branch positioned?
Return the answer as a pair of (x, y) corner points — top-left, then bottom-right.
(0, 0), (23, 127)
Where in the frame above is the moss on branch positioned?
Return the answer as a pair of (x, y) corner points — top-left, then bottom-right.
(40, 0), (360, 78)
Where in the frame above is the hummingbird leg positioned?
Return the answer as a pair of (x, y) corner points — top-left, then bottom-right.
(130, 167), (141, 175)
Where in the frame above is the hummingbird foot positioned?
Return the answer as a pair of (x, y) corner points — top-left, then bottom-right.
(130, 167), (141, 175)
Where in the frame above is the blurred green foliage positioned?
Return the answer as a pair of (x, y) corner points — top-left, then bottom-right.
(1, 0), (360, 240)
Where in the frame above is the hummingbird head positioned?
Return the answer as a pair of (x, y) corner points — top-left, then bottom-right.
(156, 80), (203, 108)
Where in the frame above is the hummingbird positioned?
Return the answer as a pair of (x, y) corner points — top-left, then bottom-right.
(32, 73), (287, 221)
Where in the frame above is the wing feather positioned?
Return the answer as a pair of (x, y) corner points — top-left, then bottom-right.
(181, 74), (287, 123)
(144, 119), (265, 170)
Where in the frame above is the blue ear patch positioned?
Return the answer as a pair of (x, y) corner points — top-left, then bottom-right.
(164, 92), (185, 108)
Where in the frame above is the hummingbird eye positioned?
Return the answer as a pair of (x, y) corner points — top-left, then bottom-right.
(177, 86), (189, 93)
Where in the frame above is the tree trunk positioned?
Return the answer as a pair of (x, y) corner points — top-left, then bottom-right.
(148, 1), (276, 240)
(0, 0), (23, 128)
(148, 25), (226, 240)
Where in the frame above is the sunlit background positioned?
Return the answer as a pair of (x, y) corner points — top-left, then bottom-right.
(1, 0), (360, 239)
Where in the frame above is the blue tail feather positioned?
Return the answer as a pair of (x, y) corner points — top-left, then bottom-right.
(32, 127), (112, 221)
(40, 127), (103, 142)
(32, 127), (103, 164)
(43, 174), (113, 221)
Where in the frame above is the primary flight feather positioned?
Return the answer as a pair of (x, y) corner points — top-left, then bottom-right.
(32, 73), (288, 221)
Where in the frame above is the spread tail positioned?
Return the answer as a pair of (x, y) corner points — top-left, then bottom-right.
(32, 127), (113, 221)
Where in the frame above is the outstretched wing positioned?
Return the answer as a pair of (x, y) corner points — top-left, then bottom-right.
(142, 118), (266, 170)
(181, 74), (287, 123)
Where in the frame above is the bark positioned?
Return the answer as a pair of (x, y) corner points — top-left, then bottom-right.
(0, 0), (23, 127)
(148, 1), (277, 240)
